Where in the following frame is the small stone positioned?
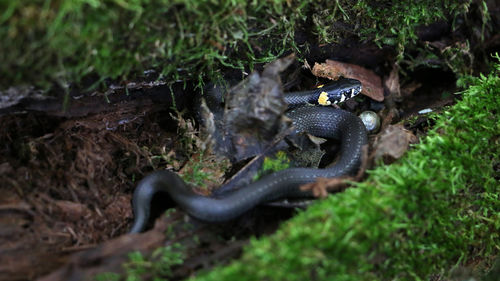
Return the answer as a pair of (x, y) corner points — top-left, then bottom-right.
(359, 111), (380, 133)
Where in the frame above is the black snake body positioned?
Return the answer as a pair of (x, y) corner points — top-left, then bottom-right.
(129, 79), (367, 233)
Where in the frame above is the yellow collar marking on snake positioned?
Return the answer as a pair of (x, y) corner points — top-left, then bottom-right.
(318, 91), (331, 105)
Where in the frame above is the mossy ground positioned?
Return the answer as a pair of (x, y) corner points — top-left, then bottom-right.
(1, 0), (476, 91)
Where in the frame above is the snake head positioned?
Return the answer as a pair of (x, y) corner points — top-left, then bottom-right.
(317, 78), (362, 106)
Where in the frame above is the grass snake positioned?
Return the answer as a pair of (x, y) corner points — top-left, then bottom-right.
(129, 78), (367, 233)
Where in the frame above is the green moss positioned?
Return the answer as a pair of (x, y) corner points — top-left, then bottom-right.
(180, 154), (226, 189)
(94, 244), (185, 281)
(354, 0), (472, 60)
(253, 151), (291, 181)
(1, 0), (474, 90)
(0, 0), (293, 90)
(186, 57), (500, 280)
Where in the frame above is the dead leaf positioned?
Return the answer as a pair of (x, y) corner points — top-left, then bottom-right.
(312, 60), (384, 102)
(384, 65), (401, 100)
(373, 124), (418, 164)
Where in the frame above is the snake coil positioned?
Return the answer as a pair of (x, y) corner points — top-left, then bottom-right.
(129, 79), (367, 233)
